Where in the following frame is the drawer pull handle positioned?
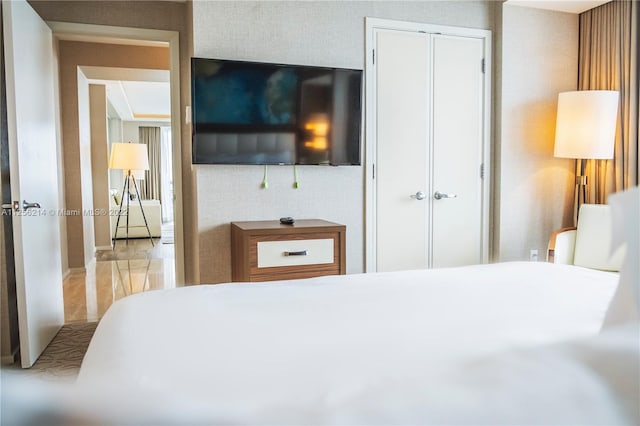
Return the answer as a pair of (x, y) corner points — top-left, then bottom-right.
(284, 250), (308, 256)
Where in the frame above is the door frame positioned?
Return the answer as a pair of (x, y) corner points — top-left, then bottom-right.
(364, 18), (492, 272)
(46, 21), (185, 286)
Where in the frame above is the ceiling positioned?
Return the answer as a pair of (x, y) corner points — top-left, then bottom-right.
(505, 0), (610, 14)
(82, 66), (170, 122)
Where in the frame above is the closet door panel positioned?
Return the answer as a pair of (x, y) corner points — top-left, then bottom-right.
(430, 35), (485, 268)
(375, 30), (430, 272)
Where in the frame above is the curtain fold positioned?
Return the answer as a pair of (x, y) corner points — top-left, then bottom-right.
(139, 126), (162, 201)
(579, 0), (639, 203)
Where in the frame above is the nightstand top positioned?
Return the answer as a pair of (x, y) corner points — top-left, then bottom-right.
(231, 219), (344, 231)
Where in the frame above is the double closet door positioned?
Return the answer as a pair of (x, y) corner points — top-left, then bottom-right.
(366, 19), (491, 272)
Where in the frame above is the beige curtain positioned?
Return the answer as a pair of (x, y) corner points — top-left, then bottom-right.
(139, 127), (161, 200)
(578, 0), (639, 203)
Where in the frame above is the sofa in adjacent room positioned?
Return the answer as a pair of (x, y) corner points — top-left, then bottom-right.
(110, 193), (162, 239)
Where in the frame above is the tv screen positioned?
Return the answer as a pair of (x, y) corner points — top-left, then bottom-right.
(191, 58), (362, 165)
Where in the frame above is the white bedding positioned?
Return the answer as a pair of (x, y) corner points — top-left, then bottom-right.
(74, 261), (622, 423)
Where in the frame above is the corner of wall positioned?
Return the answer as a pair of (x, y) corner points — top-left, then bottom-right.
(498, 4), (579, 261)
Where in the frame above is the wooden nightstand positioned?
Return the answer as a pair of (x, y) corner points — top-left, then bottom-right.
(230, 219), (346, 282)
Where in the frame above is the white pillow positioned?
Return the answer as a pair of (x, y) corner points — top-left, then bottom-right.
(602, 187), (639, 328)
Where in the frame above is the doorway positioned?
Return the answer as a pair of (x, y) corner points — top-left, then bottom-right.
(47, 26), (184, 323)
(49, 21), (185, 288)
(64, 66), (177, 323)
(83, 66), (175, 247)
(64, 63), (178, 322)
(365, 18), (492, 272)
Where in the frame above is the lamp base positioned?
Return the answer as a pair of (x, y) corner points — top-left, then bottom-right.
(112, 171), (155, 249)
(573, 159), (588, 226)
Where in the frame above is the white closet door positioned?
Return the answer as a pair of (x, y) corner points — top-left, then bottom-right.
(375, 30), (430, 272)
(430, 35), (485, 268)
(369, 21), (489, 272)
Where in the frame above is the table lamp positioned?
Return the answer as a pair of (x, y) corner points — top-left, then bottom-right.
(108, 142), (154, 247)
(554, 90), (619, 224)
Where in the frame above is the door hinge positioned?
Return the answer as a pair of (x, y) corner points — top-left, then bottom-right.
(372, 164), (376, 179)
(372, 49), (375, 65)
(480, 163), (485, 179)
(481, 58), (485, 74)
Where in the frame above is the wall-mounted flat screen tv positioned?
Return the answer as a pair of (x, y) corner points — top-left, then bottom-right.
(191, 57), (363, 165)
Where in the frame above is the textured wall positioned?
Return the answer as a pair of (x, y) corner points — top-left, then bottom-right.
(192, 1), (495, 283)
(89, 84), (111, 249)
(497, 4), (578, 261)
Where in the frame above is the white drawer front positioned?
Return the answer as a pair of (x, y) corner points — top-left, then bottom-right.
(257, 239), (334, 268)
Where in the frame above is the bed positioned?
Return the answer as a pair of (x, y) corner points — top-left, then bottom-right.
(8, 188), (634, 425)
(68, 261), (638, 424)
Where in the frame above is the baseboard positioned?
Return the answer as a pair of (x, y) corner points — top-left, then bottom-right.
(62, 268), (71, 281)
(1, 348), (18, 365)
(68, 266), (86, 274)
(95, 245), (113, 251)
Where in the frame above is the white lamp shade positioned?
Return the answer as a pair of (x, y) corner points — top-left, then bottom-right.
(109, 143), (150, 171)
(554, 90), (619, 159)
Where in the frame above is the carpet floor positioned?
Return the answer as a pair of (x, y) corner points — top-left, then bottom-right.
(5, 322), (98, 383)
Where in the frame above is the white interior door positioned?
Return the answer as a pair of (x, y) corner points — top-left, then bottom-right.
(375, 30), (430, 272)
(430, 35), (485, 268)
(3, 0), (64, 367)
(366, 19), (490, 272)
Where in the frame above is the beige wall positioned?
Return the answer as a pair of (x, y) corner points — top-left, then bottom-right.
(89, 84), (111, 249)
(192, 0), (495, 283)
(497, 4), (578, 261)
(57, 41), (169, 268)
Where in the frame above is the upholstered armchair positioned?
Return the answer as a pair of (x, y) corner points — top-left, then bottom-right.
(547, 204), (625, 272)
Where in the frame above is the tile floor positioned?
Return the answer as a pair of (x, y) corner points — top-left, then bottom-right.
(63, 237), (175, 324)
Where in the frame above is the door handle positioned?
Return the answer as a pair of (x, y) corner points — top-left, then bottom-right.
(22, 201), (41, 210)
(434, 191), (457, 200)
(410, 191), (426, 200)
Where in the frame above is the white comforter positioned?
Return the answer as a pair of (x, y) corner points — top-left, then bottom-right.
(72, 262), (625, 423)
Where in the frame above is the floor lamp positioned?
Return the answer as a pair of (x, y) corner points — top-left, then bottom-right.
(109, 142), (155, 248)
(553, 90), (619, 225)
